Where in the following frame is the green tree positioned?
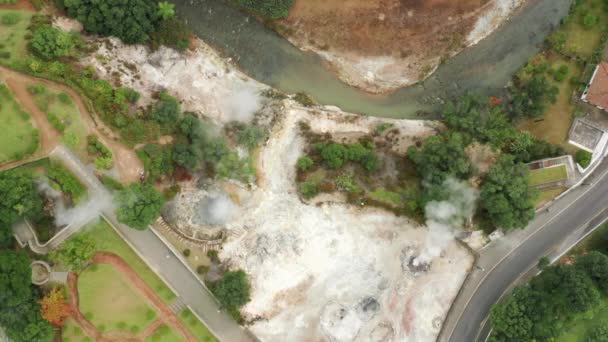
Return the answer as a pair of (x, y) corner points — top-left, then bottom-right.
(48, 235), (95, 270)
(407, 132), (471, 185)
(587, 325), (608, 342)
(0, 170), (43, 247)
(489, 286), (535, 341)
(150, 92), (180, 124)
(216, 153), (254, 182)
(576, 251), (608, 294)
(30, 25), (76, 60)
(209, 270), (251, 309)
(62, 0), (158, 44)
(172, 143), (199, 171)
(178, 115), (204, 142)
(235, 124), (267, 149)
(0, 251), (54, 342)
(115, 183), (163, 230)
(480, 155), (538, 230)
(157, 1), (175, 20)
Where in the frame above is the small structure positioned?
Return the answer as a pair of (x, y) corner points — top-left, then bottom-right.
(527, 155), (577, 190)
(582, 62), (608, 111)
(568, 118), (608, 172)
(31, 260), (51, 286)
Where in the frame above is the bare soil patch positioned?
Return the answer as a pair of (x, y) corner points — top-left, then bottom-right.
(279, 0), (523, 93)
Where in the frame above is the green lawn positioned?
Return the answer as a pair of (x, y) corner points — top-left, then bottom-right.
(0, 9), (33, 64)
(61, 318), (91, 342)
(560, 0), (608, 59)
(28, 84), (87, 154)
(179, 309), (216, 342)
(536, 187), (566, 206)
(529, 165), (568, 186)
(78, 264), (157, 334)
(78, 218), (176, 303)
(0, 82), (38, 163)
(368, 188), (402, 207)
(146, 324), (183, 342)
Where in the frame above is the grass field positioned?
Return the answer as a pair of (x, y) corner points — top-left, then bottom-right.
(78, 264), (157, 334)
(61, 318), (91, 342)
(78, 218), (176, 303)
(0, 9), (33, 64)
(560, 0), (608, 59)
(0, 82), (38, 163)
(28, 83), (87, 153)
(536, 187), (566, 206)
(146, 324), (183, 342)
(529, 165), (568, 186)
(178, 309), (216, 342)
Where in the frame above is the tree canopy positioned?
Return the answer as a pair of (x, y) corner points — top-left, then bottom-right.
(62, 0), (158, 44)
(490, 252), (608, 341)
(115, 183), (163, 229)
(150, 92), (180, 124)
(209, 270), (251, 309)
(0, 170), (43, 248)
(48, 235), (95, 270)
(0, 251), (54, 342)
(30, 25), (76, 60)
(480, 155), (538, 230)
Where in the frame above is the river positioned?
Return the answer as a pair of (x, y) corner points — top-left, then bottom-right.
(172, 0), (572, 118)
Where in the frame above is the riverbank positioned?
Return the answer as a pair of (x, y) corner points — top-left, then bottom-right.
(276, 0), (525, 94)
(171, 0), (571, 118)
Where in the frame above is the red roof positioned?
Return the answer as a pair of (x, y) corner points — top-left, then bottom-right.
(585, 62), (608, 110)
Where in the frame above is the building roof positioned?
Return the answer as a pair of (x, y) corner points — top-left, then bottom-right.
(584, 62), (608, 110)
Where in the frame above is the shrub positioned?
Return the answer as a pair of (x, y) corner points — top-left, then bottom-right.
(101, 175), (124, 191)
(294, 92), (315, 107)
(551, 64), (569, 82)
(207, 250), (219, 263)
(235, 124), (267, 149)
(197, 265), (209, 274)
(27, 84), (45, 95)
(576, 149), (592, 168)
(296, 156), (314, 171)
(299, 181), (319, 199)
(583, 14), (598, 30)
(1, 12), (20, 26)
(145, 309), (156, 320)
(335, 175), (360, 193)
(587, 324), (608, 342)
(30, 25), (76, 60)
(57, 92), (72, 104)
(236, 0), (294, 19)
(183, 249), (191, 257)
(47, 163), (86, 202)
(47, 112), (66, 132)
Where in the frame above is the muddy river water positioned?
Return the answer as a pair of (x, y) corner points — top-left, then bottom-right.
(172, 0), (572, 118)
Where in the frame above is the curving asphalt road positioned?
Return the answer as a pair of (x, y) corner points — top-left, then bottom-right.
(442, 158), (608, 342)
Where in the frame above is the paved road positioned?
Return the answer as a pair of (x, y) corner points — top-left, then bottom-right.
(442, 158), (608, 342)
(50, 146), (254, 342)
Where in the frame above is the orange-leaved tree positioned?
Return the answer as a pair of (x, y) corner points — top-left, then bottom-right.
(39, 287), (70, 327)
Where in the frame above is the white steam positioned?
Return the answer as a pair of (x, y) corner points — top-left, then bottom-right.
(201, 194), (239, 225)
(38, 182), (114, 228)
(414, 178), (478, 265)
(222, 86), (261, 122)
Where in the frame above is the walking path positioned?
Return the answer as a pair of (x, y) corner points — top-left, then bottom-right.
(0, 66), (143, 182)
(50, 146), (255, 342)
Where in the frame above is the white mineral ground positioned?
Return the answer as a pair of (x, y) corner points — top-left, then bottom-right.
(84, 32), (475, 342)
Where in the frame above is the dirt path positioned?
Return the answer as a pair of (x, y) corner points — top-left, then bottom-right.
(66, 252), (196, 342)
(0, 0), (35, 11)
(0, 66), (143, 182)
(0, 74), (61, 170)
